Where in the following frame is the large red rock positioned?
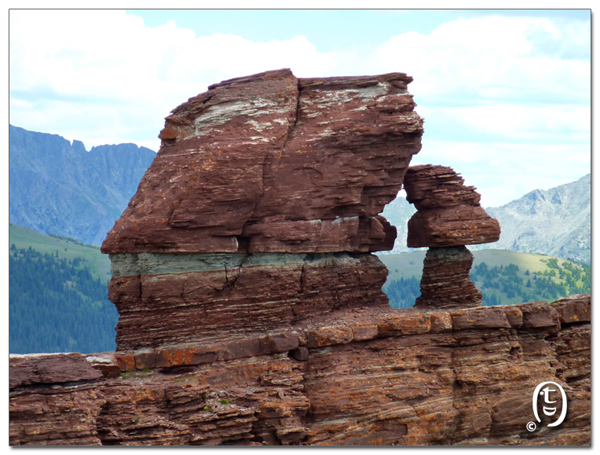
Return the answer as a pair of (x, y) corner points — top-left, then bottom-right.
(9, 70), (591, 446)
(404, 165), (500, 248)
(101, 69), (422, 254)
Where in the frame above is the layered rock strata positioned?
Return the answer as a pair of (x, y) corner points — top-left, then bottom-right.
(102, 69), (423, 255)
(404, 165), (500, 309)
(11, 70), (590, 447)
(109, 252), (389, 350)
(101, 69), (424, 350)
(414, 246), (482, 308)
(404, 164), (500, 248)
(10, 294), (591, 446)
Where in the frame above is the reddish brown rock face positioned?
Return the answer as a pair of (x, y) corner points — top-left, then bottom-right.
(8, 70), (591, 446)
(9, 295), (591, 446)
(404, 164), (500, 248)
(109, 252), (390, 351)
(98, 68), (424, 351)
(414, 246), (482, 309)
(102, 69), (423, 255)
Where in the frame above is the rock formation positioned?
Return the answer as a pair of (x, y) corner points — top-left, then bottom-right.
(102, 69), (423, 255)
(9, 70), (590, 446)
(101, 68), (424, 350)
(404, 164), (500, 248)
(415, 246), (483, 308)
(403, 165), (501, 308)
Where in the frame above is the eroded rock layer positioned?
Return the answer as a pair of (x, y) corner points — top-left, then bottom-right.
(10, 295), (591, 446)
(101, 69), (423, 255)
(414, 246), (482, 309)
(404, 164), (500, 248)
(99, 69), (424, 350)
(404, 164), (500, 309)
(109, 252), (389, 350)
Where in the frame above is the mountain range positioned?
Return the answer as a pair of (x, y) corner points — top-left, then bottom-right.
(9, 125), (156, 246)
(484, 174), (591, 264)
(382, 175), (591, 264)
(9, 125), (591, 264)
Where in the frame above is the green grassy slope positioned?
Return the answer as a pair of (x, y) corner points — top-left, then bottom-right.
(379, 248), (590, 308)
(380, 249), (584, 280)
(9, 223), (111, 283)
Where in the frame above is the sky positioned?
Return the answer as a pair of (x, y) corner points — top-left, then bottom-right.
(8, 5), (592, 207)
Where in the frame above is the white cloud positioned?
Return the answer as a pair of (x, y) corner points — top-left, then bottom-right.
(413, 140), (590, 207)
(10, 10), (337, 150)
(371, 15), (589, 106)
(417, 103), (590, 144)
(9, 10), (590, 205)
(358, 14), (591, 206)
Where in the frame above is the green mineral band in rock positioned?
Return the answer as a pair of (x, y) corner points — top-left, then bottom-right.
(109, 251), (366, 277)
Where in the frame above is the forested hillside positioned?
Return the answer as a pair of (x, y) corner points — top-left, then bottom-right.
(9, 245), (118, 354)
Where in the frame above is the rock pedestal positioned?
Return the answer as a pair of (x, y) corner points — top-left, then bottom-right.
(403, 165), (500, 309)
(414, 246), (482, 309)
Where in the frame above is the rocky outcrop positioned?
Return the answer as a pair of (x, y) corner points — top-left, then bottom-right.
(101, 69), (423, 351)
(404, 165), (500, 309)
(9, 71), (590, 446)
(102, 69), (423, 255)
(9, 295), (591, 446)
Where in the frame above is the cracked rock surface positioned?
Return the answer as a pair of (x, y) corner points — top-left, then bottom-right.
(100, 68), (423, 350)
(109, 252), (389, 350)
(10, 295), (591, 446)
(101, 69), (423, 255)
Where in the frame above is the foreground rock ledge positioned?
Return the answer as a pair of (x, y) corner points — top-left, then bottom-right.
(10, 295), (591, 446)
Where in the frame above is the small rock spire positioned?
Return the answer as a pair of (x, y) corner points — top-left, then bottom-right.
(403, 164), (500, 308)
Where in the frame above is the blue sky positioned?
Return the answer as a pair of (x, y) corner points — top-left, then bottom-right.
(9, 7), (591, 207)
(132, 9), (590, 53)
